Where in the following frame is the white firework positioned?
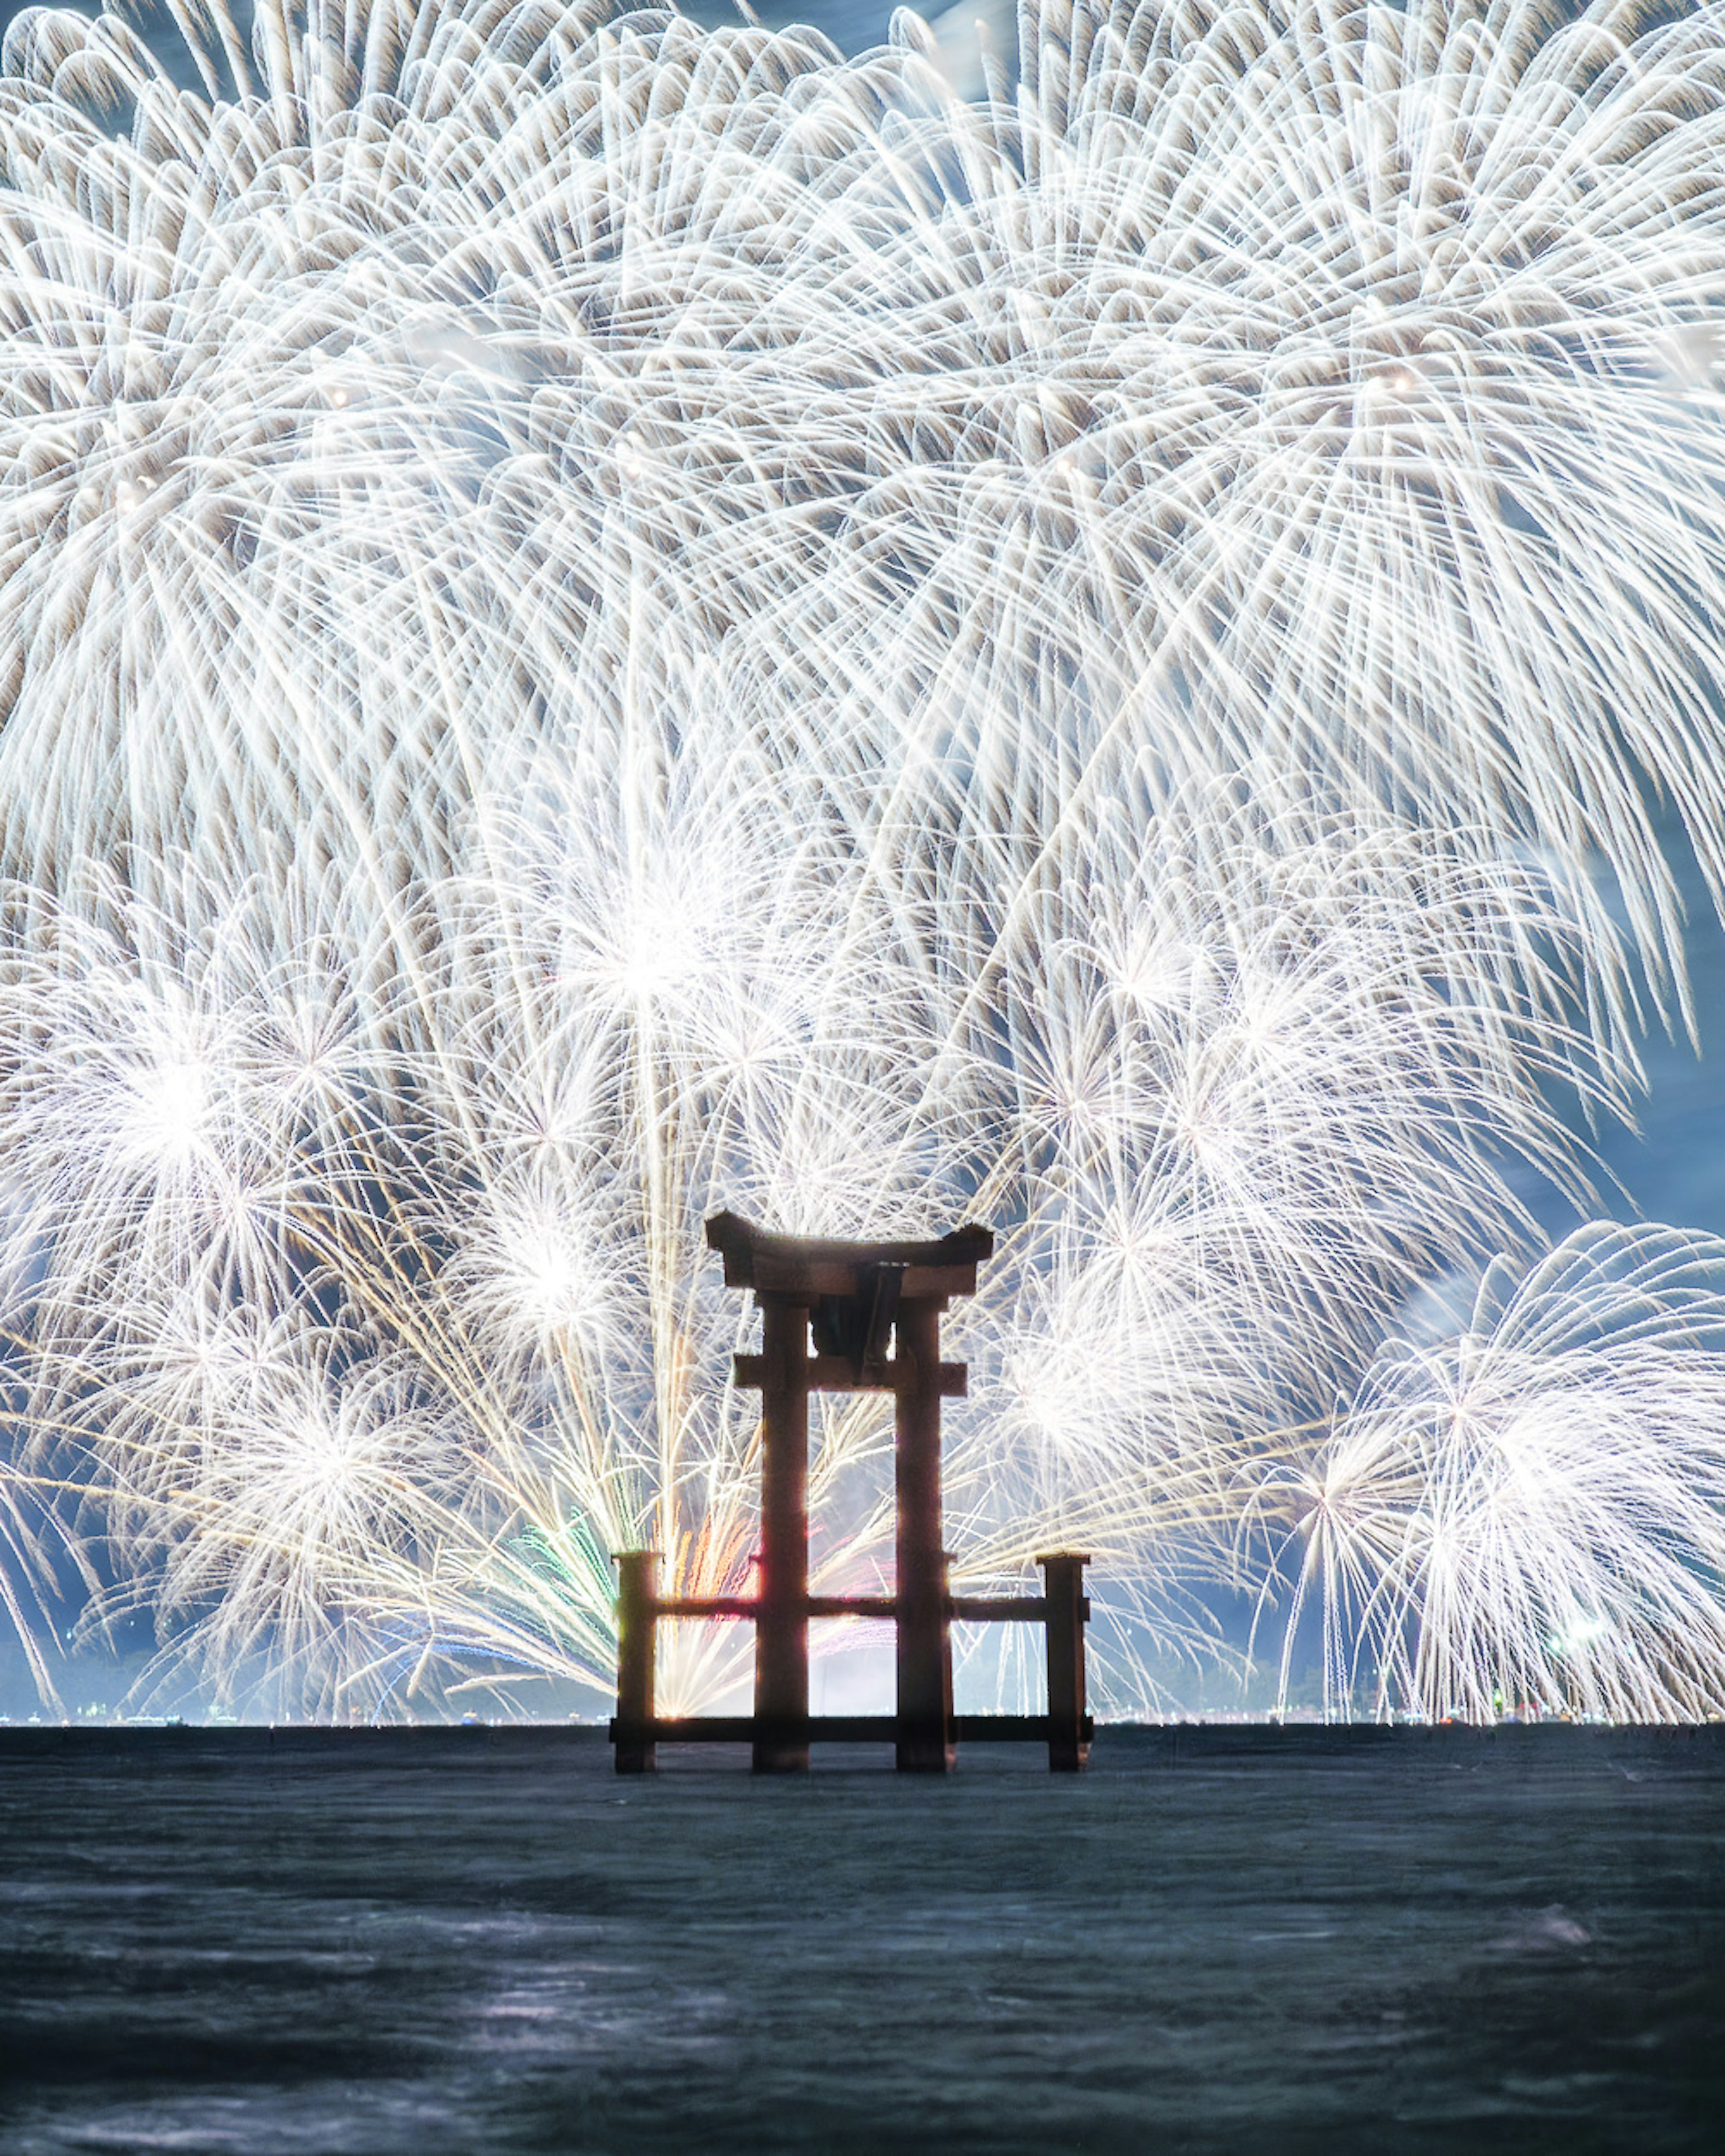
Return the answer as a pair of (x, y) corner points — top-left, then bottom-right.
(1252, 1222), (1725, 1722)
(0, 0), (1720, 1715)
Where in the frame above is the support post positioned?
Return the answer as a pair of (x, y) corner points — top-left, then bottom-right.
(896, 1297), (955, 1772)
(754, 1296), (811, 1771)
(1040, 1552), (1091, 1772)
(615, 1550), (659, 1774)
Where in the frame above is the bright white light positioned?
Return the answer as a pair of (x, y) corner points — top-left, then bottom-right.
(0, 0), (1722, 1720)
(123, 1057), (210, 1168)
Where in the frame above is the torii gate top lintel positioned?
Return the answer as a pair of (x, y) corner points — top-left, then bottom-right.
(703, 1209), (993, 1301)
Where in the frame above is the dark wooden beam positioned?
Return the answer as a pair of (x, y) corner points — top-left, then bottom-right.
(732, 1353), (967, 1397)
(610, 1714), (1097, 1745)
(706, 1211), (992, 1300)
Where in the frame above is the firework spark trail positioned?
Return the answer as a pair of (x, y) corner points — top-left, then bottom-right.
(1251, 1222), (1725, 1721)
(0, 0), (1720, 1713)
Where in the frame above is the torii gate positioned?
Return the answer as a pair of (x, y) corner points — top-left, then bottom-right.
(610, 1212), (1092, 1772)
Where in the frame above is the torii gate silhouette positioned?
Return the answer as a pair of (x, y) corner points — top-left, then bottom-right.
(610, 1213), (1092, 1772)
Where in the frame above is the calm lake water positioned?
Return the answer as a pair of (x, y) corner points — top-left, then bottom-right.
(0, 1724), (1719, 2154)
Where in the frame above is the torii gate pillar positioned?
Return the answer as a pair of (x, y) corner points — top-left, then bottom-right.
(893, 1291), (955, 1772)
(755, 1291), (813, 1771)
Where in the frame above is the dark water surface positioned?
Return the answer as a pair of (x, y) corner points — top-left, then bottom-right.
(0, 1725), (1720, 2153)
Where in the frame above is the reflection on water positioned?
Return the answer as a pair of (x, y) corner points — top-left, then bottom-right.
(0, 1725), (1720, 2154)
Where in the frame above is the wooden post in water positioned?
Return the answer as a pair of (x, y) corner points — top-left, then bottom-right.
(613, 1550), (659, 1774)
(1039, 1552), (1091, 1771)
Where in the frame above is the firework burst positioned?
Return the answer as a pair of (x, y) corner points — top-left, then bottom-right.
(0, 0), (1722, 1715)
(1251, 1223), (1725, 1721)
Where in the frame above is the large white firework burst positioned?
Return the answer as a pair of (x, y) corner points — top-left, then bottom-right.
(1249, 1222), (1725, 1720)
(0, 0), (1722, 1715)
